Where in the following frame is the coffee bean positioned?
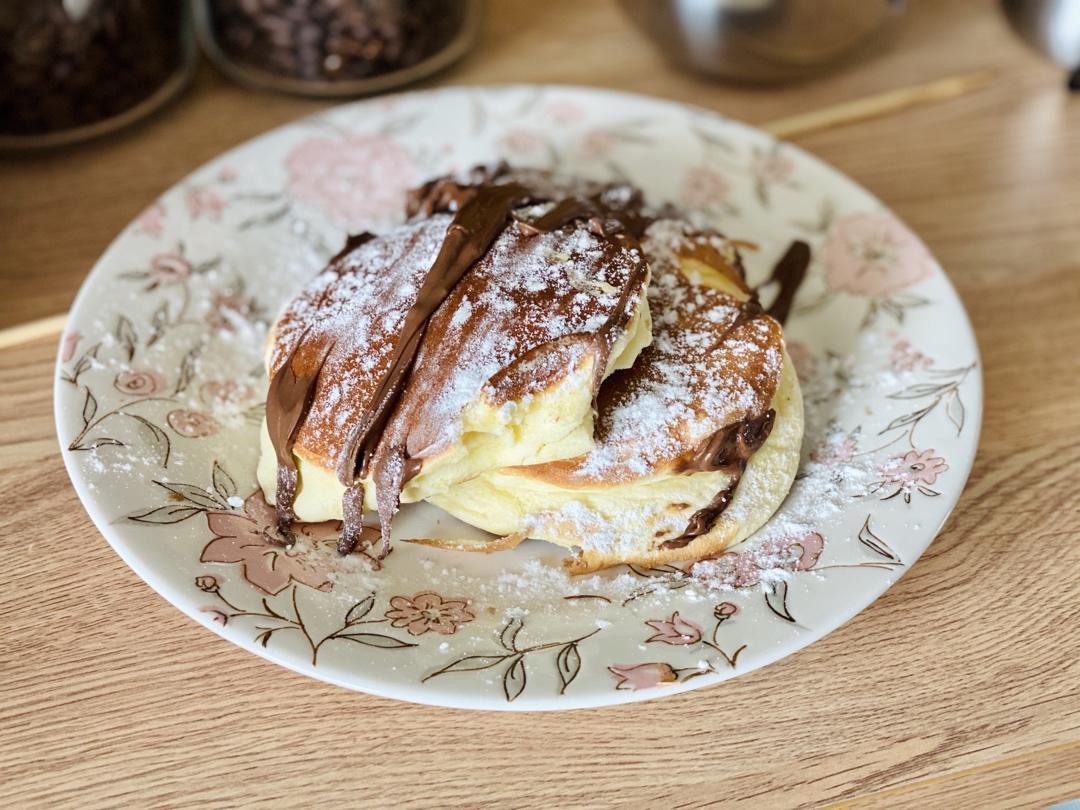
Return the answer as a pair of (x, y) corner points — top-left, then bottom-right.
(206, 0), (464, 85)
(0, 0), (187, 137)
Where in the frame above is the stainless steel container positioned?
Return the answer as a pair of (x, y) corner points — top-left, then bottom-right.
(1002, 0), (1080, 72)
(618, 0), (905, 83)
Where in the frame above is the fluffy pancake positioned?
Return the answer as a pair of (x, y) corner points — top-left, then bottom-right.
(257, 178), (653, 556)
(430, 221), (804, 573)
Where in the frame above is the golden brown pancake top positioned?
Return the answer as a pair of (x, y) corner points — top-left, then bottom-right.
(512, 220), (785, 487)
(269, 212), (649, 472)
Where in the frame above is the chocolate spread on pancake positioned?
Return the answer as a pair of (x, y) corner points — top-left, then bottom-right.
(364, 181), (653, 556)
(655, 242), (805, 548)
(661, 408), (776, 549)
(264, 332), (331, 539)
(758, 240), (811, 326)
(266, 166), (798, 563)
(658, 241), (808, 549)
(265, 234), (378, 539)
(266, 169), (654, 559)
(523, 222), (788, 551)
(335, 181), (532, 555)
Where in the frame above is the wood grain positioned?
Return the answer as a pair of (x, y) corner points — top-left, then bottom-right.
(3, 1), (1080, 807)
(762, 69), (996, 140)
(839, 743), (1080, 809)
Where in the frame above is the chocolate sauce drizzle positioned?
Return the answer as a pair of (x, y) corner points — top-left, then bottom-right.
(654, 295), (777, 550)
(337, 181), (532, 556)
(266, 169), (653, 560)
(656, 240), (809, 550)
(266, 165), (807, 563)
(264, 333), (325, 539)
(265, 231), (381, 541)
(758, 240), (810, 326)
(361, 185), (653, 558)
(661, 408), (776, 550)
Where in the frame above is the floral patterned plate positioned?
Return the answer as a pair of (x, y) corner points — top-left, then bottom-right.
(55, 85), (981, 710)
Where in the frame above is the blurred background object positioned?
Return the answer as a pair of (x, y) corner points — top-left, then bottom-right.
(1001, 0), (1080, 87)
(194, 0), (482, 96)
(2, 0), (1077, 333)
(0, 0), (195, 149)
(618, 0), (906, 83)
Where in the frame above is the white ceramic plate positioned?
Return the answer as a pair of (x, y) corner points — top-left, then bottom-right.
(55, 86), (981, 710)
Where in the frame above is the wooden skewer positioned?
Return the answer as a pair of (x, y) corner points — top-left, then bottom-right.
(0, 70), (994, 351)
(0, 314), (68, 351)
(763, 69), (995, 140)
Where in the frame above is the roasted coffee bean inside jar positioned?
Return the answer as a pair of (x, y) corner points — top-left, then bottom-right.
(0, 0), (186, 137)
(207, 0), (464, 82)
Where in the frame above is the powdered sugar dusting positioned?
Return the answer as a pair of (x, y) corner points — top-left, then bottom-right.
(271, 216), (450, 467)
(271, 209), (648, 467)
(385, 219), (647, 457)
(627, 340), (894, 601)
(565, 220), (784, 483)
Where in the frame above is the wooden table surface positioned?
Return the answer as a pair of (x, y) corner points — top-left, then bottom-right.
(3, 0), (1080, 807)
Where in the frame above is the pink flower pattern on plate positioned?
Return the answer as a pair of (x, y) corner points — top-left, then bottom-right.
(811, 434), (858, 467)
(499, 128), (546, 156)
(186, 187), (226, 221)
(544, 99), (586, 124)
(682, 166), (731, 209)
(608, 662), (679, 691)
(148, 251), (193, 287)
(60, 331), (81, 363)
(114, 370), (166, 396)
(823, 212), (935, 297)
(167, 409), (220, 438)
(384, 592), (474, 636)
(199, 606), (228, 626)
(136, 202), (166, 237)
(873, 449), (948, 502)
(714, 601), (739, 619)
(199, 380), (256, 408)
(690, 532), (826, 589)
(579, 129), (616, 159)
(752, 148), (795, 184)
(644, 612), (703, 646)
(285, 134), (417, 227)
(206, 289), (256, 332)
(201, 492), (338, 595)
(890, 338), (932, 372)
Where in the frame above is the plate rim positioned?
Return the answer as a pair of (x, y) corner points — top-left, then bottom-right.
(53, 82), (984, 711)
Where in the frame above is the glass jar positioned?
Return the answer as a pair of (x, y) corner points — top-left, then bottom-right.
(0, 0), (196, 149)
(194, 0), (482, 97)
